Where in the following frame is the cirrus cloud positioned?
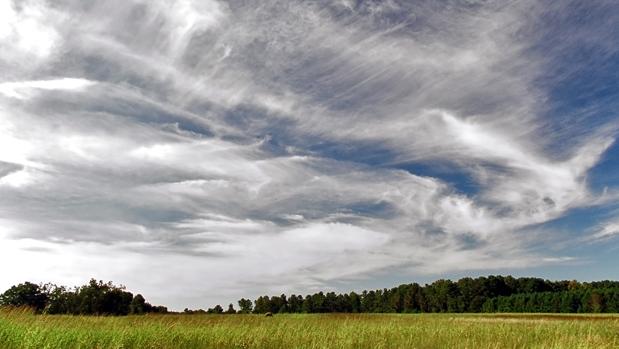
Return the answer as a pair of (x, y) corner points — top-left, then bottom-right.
(0, 0), (617, 309)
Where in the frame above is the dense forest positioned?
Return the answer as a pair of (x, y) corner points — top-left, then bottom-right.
(0, 279), (167, 315)
(2, 276), (619, 315)
(223, 276), (619, 315)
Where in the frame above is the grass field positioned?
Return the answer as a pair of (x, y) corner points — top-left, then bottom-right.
(1, 309), (618, 348)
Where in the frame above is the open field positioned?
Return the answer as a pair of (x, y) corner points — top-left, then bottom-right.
(1, 309), (618, 349)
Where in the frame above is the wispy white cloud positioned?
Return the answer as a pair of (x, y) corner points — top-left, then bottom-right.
(0, 0), (616, 309)
(0, 78), (95, 99)
(588, 215), (619, 241)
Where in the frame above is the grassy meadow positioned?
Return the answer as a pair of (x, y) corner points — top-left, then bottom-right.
(1, 309), (618, 349)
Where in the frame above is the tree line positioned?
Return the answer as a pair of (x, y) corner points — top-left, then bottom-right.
(482, 288), (619, 313)
(0, 279), (167, 315)
(212, 276), (619, 314)
(4, 276), (619, 315)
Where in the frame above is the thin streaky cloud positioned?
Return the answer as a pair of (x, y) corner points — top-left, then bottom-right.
(0, 0), (618, 309)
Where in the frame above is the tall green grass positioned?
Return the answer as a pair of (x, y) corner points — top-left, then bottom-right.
(1, 308), (618, 348)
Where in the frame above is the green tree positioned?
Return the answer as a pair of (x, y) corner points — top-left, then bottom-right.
(74, 279), (133, 315)
(253, 296), (271, 314)
(210, 304), (223, 314)
(349, 292), (361, 313)
(130, 294), (146, 314)
(287, 295), (302, 313)
(0, 282), (48, 312)
(237, 298), (253, 313)
(301, 295), (313, 313)
(589, 291), (604, 313)
(43, 284), (76, 314)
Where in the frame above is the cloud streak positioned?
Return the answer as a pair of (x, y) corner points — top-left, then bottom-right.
(0, 0), (617, 309)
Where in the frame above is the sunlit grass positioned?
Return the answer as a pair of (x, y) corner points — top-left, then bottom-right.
(1, 308), (618, 348)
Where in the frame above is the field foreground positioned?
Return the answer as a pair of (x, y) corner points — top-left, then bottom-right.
(1, 310), (618, 348)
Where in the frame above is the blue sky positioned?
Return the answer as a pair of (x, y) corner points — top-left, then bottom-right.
(0, 0), (618, 310)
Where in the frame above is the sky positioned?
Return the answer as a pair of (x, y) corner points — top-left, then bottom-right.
(0, 0), (618, 310)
